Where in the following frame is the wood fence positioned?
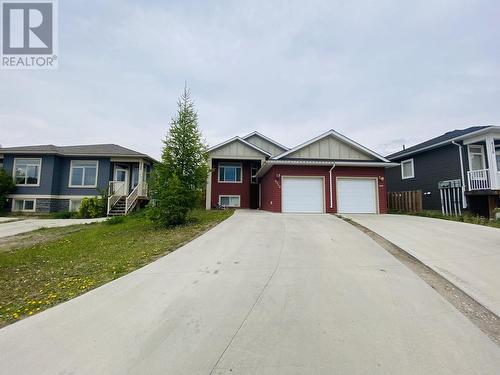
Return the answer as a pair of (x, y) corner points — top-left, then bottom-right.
(387, 190), (422, 212)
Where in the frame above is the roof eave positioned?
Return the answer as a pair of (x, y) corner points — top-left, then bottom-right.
(387, 126), (499, 160)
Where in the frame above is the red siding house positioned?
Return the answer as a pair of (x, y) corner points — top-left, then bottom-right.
(206, 130), (396, 214)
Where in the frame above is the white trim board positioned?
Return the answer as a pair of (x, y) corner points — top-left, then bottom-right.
(7, 194), (98, 199)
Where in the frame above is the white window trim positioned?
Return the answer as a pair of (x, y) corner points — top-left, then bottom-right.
(12, 198), (36, 212)
(218, 162), (243, 183)
(13, 158), (42, 187)
(467, 145), (487, 171)
(467, 144), (486, 171)
(219, 195), (241, 207)
(68, 160), (99, 188)
(401, 159), (415, 180)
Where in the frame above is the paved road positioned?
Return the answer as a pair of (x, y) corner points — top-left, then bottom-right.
(0, 217), (106, 238)
(0, 211), (499, 374)
(344, 214), (500, 317)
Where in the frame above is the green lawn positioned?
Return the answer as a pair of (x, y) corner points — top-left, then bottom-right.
(0, 209), (233, 327)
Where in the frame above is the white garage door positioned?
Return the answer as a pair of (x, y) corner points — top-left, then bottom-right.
(282, 177), (324, 213)
(337, 178), (377, 214)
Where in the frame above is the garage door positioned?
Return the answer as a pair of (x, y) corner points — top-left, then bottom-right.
(282, 177), (324, 213)
(337, 178), (377, 214)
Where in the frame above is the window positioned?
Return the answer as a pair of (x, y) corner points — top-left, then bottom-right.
(69, 199), (82, 212)
(13, 199), (35, 212)
(14, 158), (42, 186)
(219, 195), (241, 207)
(495, 147), (500, 171)
(250, 166), (258, 184)
(132, 166), (139, 188)
(401, 159), (414, 179)
(218, 162), (242, 182)
(69, 160), (98, 187)
(468, 145), (485, 171)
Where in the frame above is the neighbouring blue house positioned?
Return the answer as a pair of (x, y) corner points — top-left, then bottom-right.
(0, 144), (156, 215)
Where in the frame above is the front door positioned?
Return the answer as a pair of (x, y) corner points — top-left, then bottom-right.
(114, 166), (129, 194)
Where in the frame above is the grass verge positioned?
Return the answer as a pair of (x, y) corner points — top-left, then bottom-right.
(388, 209), (500, 229)
(0, 209), (233, 327)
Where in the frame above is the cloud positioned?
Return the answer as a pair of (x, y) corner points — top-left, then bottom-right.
(1, 0), (499, 159)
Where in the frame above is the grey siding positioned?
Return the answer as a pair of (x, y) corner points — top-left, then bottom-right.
(386, 144), (462, 210)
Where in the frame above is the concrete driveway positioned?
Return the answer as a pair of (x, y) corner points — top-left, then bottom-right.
(0, 211), (499, 374)
(0, 217), (106, 238)
(343, 214), (500, 317)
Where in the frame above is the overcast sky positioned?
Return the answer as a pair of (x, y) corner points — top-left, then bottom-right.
(1, 0), (499, 159)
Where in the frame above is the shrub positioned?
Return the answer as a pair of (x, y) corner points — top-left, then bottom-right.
(78, 197), (106, 218)
(0, 169), (15, 212)
(148, 173), (191, 226)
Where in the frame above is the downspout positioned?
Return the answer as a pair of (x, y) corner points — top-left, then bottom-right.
(452, 141), (467, 209)
(329, 162), (336, 209)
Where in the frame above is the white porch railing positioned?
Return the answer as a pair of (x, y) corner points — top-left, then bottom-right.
(107, 181), (127, 215)
(125, 182), (148, 213)
(467, 169), (491, 190)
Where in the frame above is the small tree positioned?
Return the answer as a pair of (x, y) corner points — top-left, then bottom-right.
(149, 86), (209, 226)
(0, 169), (15, 212)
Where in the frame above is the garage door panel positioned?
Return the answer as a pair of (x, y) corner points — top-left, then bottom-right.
(337, 178), (377, 214)
(282, 177), (324, 213)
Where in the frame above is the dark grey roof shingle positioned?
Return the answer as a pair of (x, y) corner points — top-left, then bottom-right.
(387, 126), (492, 160)
(0, 144), (154, 160)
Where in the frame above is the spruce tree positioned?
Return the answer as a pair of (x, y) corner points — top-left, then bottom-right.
(149, 86), (209, 226)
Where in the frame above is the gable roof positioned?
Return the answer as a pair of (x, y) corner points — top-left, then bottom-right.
(241, 131), (289, 151)
(0, 144), (155, 160)
(207, 136), (271, 157)
(387, 126), (494, 160)
(273, 129), (391, 162)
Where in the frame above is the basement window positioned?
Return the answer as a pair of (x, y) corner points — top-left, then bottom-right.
(219, 195), (241, 207)
(13, 199), (35, 212)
